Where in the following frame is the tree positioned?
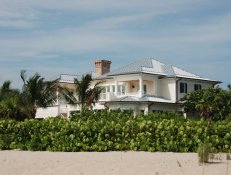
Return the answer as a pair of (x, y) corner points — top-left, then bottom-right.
(67, 74), (103, 111)
(184, 87), (231, 121)
(184, 86), (231, 164)
(0, 81), (21, 119)
(20, 70), (57, 118)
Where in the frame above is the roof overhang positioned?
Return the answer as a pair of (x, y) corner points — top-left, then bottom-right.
(105, 95), (177, 104)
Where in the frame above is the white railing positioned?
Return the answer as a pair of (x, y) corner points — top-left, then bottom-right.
(117, 91), (139, 97)
(99, 92), (140, 101)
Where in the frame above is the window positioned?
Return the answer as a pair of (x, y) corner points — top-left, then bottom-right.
(180, 82), (187, 93)
(111, 85), (115, 92)
(118, 85), (125, 95)
(144, 85), (147, 94)
(106, 86), (110, 93)
(194, 84), (202, 91)
(100, 87), (106, 100)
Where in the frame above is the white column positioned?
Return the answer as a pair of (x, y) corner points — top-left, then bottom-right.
(56, 87), (59, 105)
(139, 76), (143, 97)
(115, 81), (118, 96)
(153, 78), (158, 96)
(144, 106), (149, 115)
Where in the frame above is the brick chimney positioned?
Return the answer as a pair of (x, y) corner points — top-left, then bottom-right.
(95, 60), (111, 77)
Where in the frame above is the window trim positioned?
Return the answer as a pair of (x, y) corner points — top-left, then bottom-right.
(194, 84), (202, 91)
(180, 82), (187, 93)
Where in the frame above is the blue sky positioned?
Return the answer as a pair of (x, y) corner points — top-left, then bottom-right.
(0, 0), (230, 89)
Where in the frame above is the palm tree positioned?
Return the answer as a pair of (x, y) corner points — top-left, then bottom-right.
(20, 70), (57, 118)
(67, 74), (103, 111)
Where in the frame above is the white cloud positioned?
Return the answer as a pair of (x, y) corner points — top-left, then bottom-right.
(0, 0), (230, 88)
(0, 11), (230, 61)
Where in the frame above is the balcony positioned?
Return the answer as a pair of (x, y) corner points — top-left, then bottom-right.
(99, 91), (147, 101)
(98, 79), (156, 101)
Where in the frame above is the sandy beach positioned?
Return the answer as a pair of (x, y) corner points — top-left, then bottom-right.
(0, 151), (230, 175)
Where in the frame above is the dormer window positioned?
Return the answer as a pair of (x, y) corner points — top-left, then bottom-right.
(180, 82), (187, 93)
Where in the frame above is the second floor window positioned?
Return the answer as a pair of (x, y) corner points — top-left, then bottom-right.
(180, 82), (187, 93)
(194, 84), (202, 91)
(118, 85), (125, 95)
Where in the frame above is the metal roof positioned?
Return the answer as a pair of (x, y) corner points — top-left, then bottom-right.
(59, 74), (81, 83)
(107, 58), (198, 77)
(57, 58), (220, 84)
(102, 58), (219, 83)
(107, 58), (153, 76)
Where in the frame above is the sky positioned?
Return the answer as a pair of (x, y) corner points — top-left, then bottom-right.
(0, 0), (230, 89)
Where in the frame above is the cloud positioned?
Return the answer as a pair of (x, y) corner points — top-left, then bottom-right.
(0, 0), (230, 88)
(0, 11), (230, 61)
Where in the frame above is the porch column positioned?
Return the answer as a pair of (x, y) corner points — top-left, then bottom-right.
(115, 81), (118, 96)
(56, 87), (59, 105)
(144, 106), (149, 115)
(139, 76), (143, 97)
(153, 78), (158, 96)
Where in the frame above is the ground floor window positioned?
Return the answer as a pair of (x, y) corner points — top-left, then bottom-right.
(111, 85), (115, 92)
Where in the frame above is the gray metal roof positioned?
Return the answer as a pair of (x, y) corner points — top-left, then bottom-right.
(107, 58), (198, 77)
(104, 58), (219, 83)
(107, 58), (153, 76)
(59, 74), (81, 83)
(57, 58), (220, 83)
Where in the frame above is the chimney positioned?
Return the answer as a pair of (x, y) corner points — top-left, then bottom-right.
(95, 60), (111, 77)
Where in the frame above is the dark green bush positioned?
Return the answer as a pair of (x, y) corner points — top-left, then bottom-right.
(0, 111), (230, 152)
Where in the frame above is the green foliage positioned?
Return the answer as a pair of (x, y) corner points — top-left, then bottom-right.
(20, 70), (58, 118)
(66, 74), (103, 111)
(0, 71), (59, 120)
(0, 111), (230, 152)
(184, 87), (231, 120)
(0, 81), (23, 120)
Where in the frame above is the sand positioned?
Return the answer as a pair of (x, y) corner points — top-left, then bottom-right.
(0, 151), (230, 175)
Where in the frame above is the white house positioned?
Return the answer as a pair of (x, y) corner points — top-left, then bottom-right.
(35, 58), (220, 118)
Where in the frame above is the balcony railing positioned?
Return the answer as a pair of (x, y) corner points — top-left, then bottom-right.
(99, 91), (140, 101)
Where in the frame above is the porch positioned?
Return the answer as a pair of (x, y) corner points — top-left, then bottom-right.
(99, 78), (157, 101)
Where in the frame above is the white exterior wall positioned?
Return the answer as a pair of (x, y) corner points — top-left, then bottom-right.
(177, 79), (214, 100)
(142, 74), (158, 95)
(158, 79), (176, 101)
(36, 106), (59, 118)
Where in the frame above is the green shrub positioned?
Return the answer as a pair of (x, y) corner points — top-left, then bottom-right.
(0, 111), (230, 152)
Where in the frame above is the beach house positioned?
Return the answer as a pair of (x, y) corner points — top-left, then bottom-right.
(36, 58), (220, 118)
